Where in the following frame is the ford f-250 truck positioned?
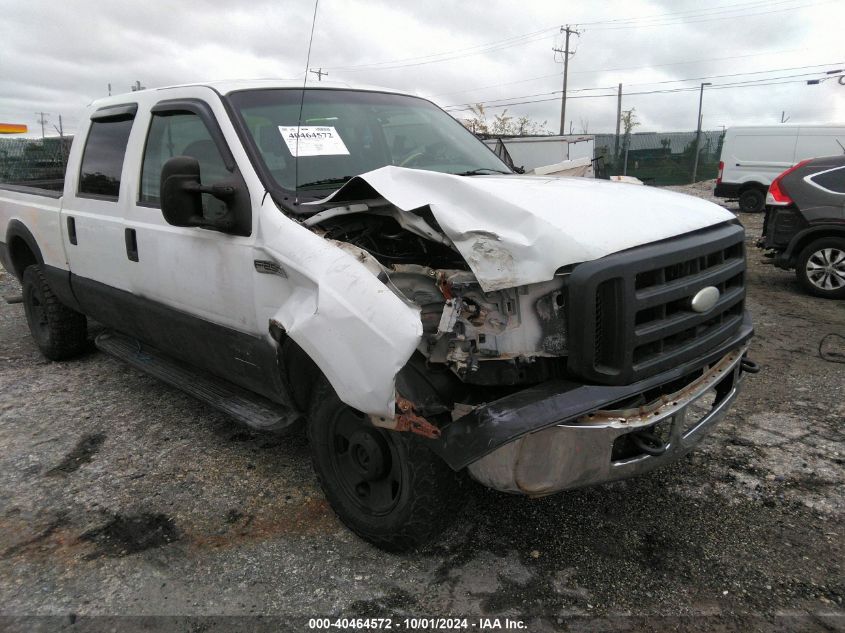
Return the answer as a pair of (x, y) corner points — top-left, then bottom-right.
(0, 80), (756, 550)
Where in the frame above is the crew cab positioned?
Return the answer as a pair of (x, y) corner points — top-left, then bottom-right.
(0, 80), (755, 550)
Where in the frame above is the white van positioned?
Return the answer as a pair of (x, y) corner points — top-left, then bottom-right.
(714, 124), (845, 212)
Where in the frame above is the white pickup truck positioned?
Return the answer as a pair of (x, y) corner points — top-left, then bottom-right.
(0, 80), (755, 550)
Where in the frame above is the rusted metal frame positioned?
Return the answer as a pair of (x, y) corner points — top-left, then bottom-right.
(394, 395), (442, 439)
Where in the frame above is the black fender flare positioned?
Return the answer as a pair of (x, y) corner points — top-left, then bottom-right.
(5, 219), (44, 279)
(783, 224), (845, 266)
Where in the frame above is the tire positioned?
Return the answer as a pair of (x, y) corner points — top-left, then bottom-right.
(738, 188), (765, 213)
(307, 380), (461, 551)
(22, 265), (88, 360)
(795, 237), (845, 299)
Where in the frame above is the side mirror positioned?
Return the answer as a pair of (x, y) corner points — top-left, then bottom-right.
(160, 156), (238, 231)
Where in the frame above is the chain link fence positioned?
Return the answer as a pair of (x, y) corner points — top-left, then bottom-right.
(1, 131), (724, 190)
(0, 137), (72, 191)
(594, 130), (724, 185)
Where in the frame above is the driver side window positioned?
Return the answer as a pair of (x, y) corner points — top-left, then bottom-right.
(140, 112), (229, 220)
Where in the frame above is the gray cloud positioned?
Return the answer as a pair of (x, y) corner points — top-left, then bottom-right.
(0, 0), (842, 137)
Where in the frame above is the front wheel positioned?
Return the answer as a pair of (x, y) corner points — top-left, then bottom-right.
(307, 381), (461, 551)
(22, 265), (88, 360)
(795, 237), (845, 299)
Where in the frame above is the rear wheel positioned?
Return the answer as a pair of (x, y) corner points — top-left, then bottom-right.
(307, 381), (460, 551)
(22, 265), (87, 360)
(796, 237), (845, 299)
(738, 188), (765, 213)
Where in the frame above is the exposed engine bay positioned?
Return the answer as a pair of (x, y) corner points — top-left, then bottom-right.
(306, 204), (569, 391)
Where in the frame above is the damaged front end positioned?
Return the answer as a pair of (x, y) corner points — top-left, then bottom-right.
(303, 192), (573, 399)
(299, 167), (754, 494)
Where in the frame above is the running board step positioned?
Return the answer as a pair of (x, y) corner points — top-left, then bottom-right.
(95, 331), (302, 433)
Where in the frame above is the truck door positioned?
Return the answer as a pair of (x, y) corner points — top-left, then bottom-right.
(123, 99), (281, 401)
(61, 104), (138, 323)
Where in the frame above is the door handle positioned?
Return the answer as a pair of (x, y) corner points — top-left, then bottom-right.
(67, 217), (77, 245)
(125, 228), (139, 262)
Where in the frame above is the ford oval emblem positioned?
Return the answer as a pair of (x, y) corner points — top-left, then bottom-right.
(691, 286), (720, 313)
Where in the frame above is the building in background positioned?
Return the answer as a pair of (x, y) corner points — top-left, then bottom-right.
(0, 123), (28, 135)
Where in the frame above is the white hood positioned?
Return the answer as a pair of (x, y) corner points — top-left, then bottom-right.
(311, 166), (735, 292)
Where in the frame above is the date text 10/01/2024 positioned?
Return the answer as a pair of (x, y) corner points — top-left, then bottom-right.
(307, 618), (527, 630)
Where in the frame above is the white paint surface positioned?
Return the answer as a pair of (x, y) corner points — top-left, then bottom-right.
(317, 166), (735, 292)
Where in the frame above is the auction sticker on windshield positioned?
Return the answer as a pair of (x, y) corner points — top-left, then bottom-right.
(278, 126), (350, 157)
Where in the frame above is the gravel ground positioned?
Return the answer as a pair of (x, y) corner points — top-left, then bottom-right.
(0, 182), (843, 632)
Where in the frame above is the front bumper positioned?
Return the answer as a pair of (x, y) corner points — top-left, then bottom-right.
(466, 345), (748, 495)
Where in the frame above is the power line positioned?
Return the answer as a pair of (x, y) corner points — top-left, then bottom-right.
(443, 72), (842, 112)
(429, 48), (807, 99)
(325, 0), (825, 73)
(325, 27), (557, 72)
(567, 0), (803, 27)
(577, 0), (821, 29)
(444, 85), (617, 111)
(609, 62), (845, 89)
(568, 48), (809, 75)
(581, 0), (830, 31)
(440, 63), (844, 110)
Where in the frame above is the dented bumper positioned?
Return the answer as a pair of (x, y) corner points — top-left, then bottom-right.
(432, 314), (754, 491)
(467, 345), (747, 495)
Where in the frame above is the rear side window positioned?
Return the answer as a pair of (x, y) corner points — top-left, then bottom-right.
(809, 166), (845, 194)
(78, 117), (134, 198)
(139, 112), (229, 219)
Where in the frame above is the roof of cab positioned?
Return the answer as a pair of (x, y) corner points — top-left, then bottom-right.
(89, 78), (419, 109)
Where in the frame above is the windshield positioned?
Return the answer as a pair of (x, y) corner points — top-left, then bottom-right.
(226, 88), (510, 192)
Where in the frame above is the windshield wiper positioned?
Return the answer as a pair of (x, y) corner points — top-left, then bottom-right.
(297, 176), (354, 189)
(454, 168), (512, 176)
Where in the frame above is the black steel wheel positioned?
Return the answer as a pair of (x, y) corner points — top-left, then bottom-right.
(738, 188), (765, 213)
(307, 380), (461, 551)
(22, 265), (87, 360)
(328, 407), (404, 515)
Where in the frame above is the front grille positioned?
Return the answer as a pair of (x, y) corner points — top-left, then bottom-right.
(567, 223), (746, 385)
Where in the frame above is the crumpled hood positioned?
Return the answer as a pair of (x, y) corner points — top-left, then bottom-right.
(313, 166), (735, 292)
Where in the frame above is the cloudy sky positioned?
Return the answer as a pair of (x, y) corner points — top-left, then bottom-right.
(1, 0), (843, 138)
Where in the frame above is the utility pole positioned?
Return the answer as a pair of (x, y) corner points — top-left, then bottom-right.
(52, 114), (64, 138)
(108, 83), (112, 96)
(35, 112), (50, 139)
(309, 67), (328, 81)
(553, 25), (580, 136)
(780, 111), (790, 123)
(691, 82), (712, 184)
(53, 115), (67, 165)
(614, 83), (622, 161)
